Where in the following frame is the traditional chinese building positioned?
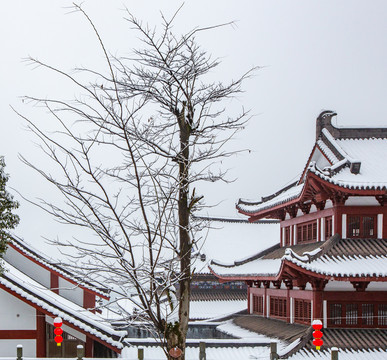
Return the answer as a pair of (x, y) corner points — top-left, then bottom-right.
(0, 235), (125, 357)
(210, 111), (387, 334)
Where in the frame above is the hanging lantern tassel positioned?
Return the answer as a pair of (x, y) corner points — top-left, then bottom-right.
(312, 320), (323, 350)
(53, 317), (63, 347)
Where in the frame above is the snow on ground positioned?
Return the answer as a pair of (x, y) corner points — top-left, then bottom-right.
(120, 345), (270, 360)
(194, 219), (279, 274)
(190, 300), (246, 320)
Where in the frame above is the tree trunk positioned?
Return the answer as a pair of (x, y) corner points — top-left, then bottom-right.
(170, 108), (191, 360)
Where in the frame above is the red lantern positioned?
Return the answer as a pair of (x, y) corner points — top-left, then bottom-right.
(54, 327), (63, 336)
(53, 317), (63, 347)
(312, 320), (323, 350)
(169, 347), (183, 358)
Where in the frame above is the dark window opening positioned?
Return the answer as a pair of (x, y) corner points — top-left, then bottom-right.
(270, 296), (287, 319)
(347, 215), (376, 238)
(294, 299), (311, 324)
(253, 295), (263, 315)
(297, 221), (317, 243)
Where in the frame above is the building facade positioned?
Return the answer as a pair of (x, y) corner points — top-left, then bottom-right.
(210, 111), (387, 330)
(0, 236), (124, 357)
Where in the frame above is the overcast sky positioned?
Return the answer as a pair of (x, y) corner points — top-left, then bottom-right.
(1, 1), (386, 256)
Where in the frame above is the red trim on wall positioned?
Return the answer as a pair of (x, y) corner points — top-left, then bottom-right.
(0, 330), (37, 339)
(50, 273), (59, 294)
(8, 244), (109, 300)
(281, 208), (334, 228)
(83, 291), (96, 311)
(323, 291), (387, 302)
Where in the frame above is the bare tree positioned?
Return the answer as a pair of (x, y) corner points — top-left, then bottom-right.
(16, 4), (255, 359)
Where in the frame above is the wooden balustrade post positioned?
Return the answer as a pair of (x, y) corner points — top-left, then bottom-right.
(138, 347), (144, 360)
(16, 344), (23, 360)
(331, 347), (339, 360)
(77, 345), (84, 360)
(270, 342), (278, 360)
(199, 341), (206, 360)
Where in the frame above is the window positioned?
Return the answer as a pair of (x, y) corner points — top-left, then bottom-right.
(378, 304), (387, 326)
(284, 227), (291, 246)
(253, 295), (263, 315)
(347, 215), (376, 238)
(330, 303), (342, 325)
(297, 221), (317, 243)
(362, 304), (374, 326)
(325, 216), (333, 240)
(346, 304), (358, 325)
(270, 296), (287, 319)
(329, 302), (387, 327)
(294, 299), (311, 324)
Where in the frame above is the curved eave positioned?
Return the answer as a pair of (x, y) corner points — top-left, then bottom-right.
(209, 259), (387, 283)
(238, 171), (387, 222)
(282, 259), (387, 282)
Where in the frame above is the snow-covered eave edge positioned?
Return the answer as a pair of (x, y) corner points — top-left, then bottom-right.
(0, 274), (125, 350)
(209, 254), (387, 282)
(237, 168), (387, 220)
(309, 166), (387, 191)
(9, 236), (110, 299)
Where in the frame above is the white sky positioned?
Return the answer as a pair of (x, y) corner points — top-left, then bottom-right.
(1, 0), (386, 256)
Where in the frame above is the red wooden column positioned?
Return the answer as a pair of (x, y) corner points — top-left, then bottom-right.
(85, 337), (93, 357)
(36, 310), (46, 357)
(312, 279), (327, 322)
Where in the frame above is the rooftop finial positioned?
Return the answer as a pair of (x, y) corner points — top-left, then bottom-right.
(316, 110), (337, 140)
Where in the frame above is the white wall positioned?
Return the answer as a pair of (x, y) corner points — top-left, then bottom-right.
(0, 340), (36, 357)
(0, 288), (36, 330)
(4, 247), (50, 288)
(58, 277), (83, 307)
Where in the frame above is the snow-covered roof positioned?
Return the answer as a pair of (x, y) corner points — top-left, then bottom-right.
(193, 217), (279, 274)
(0, 260), (125, 349)
(189, 300), (246, 320)
(8, 236), (109, 297)
(288, 348), (387, 360)
(210, 237), (387, 280)
(312, 134), (387, 190)
(237, 115), (387, 217)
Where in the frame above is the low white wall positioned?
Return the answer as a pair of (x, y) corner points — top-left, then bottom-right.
(0, 288), (36, 330)
(0, 339), (36, 357)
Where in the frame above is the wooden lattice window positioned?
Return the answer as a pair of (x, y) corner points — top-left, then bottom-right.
(362, 304), (374, 326)
(270, 296), (287, 319)
(347, 215), (376, 238)
(325, 216), (333, 240)
(378, 304), (387, 326)
(294, 299), (311, 324)
(330, 303), (342, 325)
(297, 221), (317, 243)
(253, 295), (263, 315)
(329, 302), (387, 328)
(346, 304), (358, 325)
